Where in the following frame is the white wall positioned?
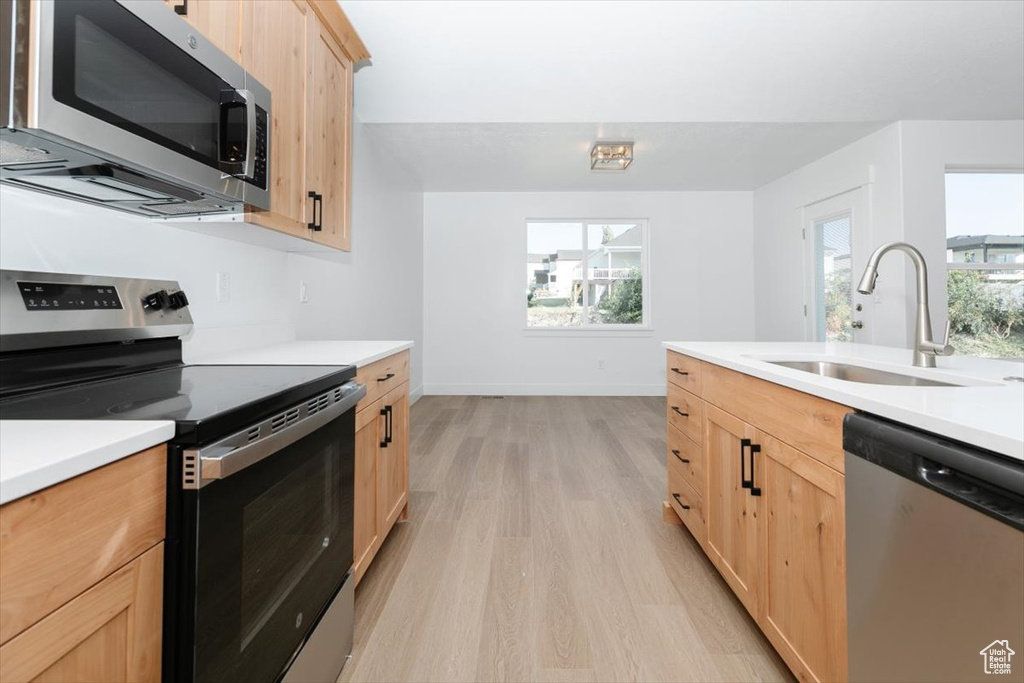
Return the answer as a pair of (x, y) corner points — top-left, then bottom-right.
(0, 119), (426, 395)
(0, 185), (295, 357)
(752, 120), (1024, 346)
(423, 191), (755, 395)
(286, 120), (425, 397)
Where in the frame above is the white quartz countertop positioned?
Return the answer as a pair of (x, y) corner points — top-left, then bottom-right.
(189, 340), (413, 368)
(664, 341), (1024, 461)
(0, 420), (175, 505)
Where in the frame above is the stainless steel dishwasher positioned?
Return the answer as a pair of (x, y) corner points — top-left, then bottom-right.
(844, 413), (1024, 683)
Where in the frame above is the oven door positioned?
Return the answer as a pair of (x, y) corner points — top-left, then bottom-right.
(176, 399), (358, 682)
(26, 0), (269, 204)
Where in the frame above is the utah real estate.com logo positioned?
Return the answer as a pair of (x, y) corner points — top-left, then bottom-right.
(980, 640), (1015, 675)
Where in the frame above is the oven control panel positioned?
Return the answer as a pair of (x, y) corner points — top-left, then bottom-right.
(17, 281), (123, 311)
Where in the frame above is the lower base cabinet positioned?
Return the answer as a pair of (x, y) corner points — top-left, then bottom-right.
(353, 351), (411, 585)
(664, 351), (850, 683)
(0, 544), (164, 683)
(0, 445), (166, 683)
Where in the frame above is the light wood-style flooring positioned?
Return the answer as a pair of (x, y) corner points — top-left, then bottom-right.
(340, 396), (793, 683)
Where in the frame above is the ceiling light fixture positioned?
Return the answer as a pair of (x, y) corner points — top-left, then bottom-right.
(590, 141), (634, 171)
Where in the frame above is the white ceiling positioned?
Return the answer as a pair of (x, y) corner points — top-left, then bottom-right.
(363, 122), (887, 191)
(341, 0), (1024, 191)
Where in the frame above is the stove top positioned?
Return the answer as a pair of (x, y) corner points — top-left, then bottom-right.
(0, 364), (356, 445)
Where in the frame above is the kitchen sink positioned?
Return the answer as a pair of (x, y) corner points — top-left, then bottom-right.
(765, 360), (969, 387)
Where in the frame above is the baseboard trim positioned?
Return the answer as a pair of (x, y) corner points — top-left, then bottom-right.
(423, 383), (665, 397)
(409, 385), (425, 405)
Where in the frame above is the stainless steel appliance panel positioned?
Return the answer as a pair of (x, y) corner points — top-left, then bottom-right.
(845, 414), (1024, 683)
(1, 0), (270, 214)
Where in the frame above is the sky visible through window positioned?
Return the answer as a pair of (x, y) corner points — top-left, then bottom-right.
(945, 173), (1024, 238)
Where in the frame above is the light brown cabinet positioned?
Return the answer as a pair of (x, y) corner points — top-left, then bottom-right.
(704, 404), (762, 618)
(0, 446), (167, 682)
(352, 351), (411, 585)
(165, 0), (367, 251)
(664, 350), (851, 683)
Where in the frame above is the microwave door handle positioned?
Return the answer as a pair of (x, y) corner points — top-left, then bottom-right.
(238, 88), (256, 179)
(219, 89), (256, 179)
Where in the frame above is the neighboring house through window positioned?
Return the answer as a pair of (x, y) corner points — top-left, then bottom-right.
(526, 220), (648, 328)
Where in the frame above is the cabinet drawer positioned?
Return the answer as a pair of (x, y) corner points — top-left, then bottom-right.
(667, 423), (703, 498)
(668, 462), (705, 547)
(667, 383), (704, 446)
(667, 351), (702, 396)
(702, 362), (850, 472)
(356, 350), (409, 411)
(0, 446), (166, 644)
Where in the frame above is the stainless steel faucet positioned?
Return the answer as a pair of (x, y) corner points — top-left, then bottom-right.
(856, 241), (954, 368)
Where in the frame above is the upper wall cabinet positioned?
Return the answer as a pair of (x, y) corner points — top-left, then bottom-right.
(165, 0), (368, 252)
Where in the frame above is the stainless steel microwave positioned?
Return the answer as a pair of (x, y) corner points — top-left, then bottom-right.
(0, 0), (270, 216)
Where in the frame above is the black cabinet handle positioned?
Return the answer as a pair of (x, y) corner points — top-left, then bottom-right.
(741, 438), (752, 490)
(378, 405), (389, 448)
(671, 449), (690, 464)
(672, 493), (691, 510)
(671, 406), (689, 418)
(387, 403), (395, 446)
(671, 368), (689, 376)
(377, 372), (396, 383)
(749, 442), (762, 496)
(173, 0), (188, 15)
(307, 191), (323, 231)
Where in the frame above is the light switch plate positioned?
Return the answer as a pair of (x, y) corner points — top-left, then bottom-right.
(216, 271), (230, 303)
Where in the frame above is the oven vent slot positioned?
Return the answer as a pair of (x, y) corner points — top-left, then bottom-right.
(334, 387), (343, 401)
(285, 407), (300, 426)
(183, 452), (198, 489)
(270, 412), (288, 432)
(307, 392), (330, 415)
(246, 426), (260, 442)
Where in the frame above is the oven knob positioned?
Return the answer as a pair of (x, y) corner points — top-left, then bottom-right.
(142, 290), (171, 311)
(168, 290), (190, 310)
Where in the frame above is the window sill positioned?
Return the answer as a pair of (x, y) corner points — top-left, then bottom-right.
(523, 326), (655, 338)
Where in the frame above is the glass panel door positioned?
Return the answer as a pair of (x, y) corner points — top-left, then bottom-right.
(813, 213), (853, 342)
(804, 187), (871, 343)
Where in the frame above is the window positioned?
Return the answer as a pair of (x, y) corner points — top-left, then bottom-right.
(526, 220), (648, 328)
(945, 172), (1024, 360)
(812, 213), (853, 342)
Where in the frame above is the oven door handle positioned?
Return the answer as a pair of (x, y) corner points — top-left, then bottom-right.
(186, 381), (366, 487)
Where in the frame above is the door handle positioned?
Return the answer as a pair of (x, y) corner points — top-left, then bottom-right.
(671, 449), (690, 465)
(173, 0), (188, 15)
(379, 405), (390, 448)
(218, 88), (256, 179)
(307, 191), (323, 231)
(749, 443), (762, 496)
(672, 493), (691, 510)
(741, 438), (752, 489)
(851, 320), (864, 329)
(385, 405), (394, 445)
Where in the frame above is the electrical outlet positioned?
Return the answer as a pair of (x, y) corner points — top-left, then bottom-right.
(216, 271), (230, 303)
(597, 359), (606, 370)
(299, 280), (310, 304)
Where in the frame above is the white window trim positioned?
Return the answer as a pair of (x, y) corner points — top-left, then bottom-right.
(524, 218), (652, 332)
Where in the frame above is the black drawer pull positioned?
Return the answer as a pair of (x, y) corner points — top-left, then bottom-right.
(671, 449), (690, 464)
(672, 493), (691, 510)
(671, 406), (689, 418)
(173, 0), (187, 15)
(377, 372), (396, 382)
(671, 368), (689, 376)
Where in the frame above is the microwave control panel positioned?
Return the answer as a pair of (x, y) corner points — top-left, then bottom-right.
(18, 281), (123, 311)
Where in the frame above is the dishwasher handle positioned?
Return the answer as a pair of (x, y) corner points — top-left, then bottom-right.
(844, 412), (1024, 531)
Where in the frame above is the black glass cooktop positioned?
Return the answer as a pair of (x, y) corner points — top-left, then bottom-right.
(0, 364), (355, 445)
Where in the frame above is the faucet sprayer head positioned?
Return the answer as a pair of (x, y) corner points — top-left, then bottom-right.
(857, 268), (878, 295)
